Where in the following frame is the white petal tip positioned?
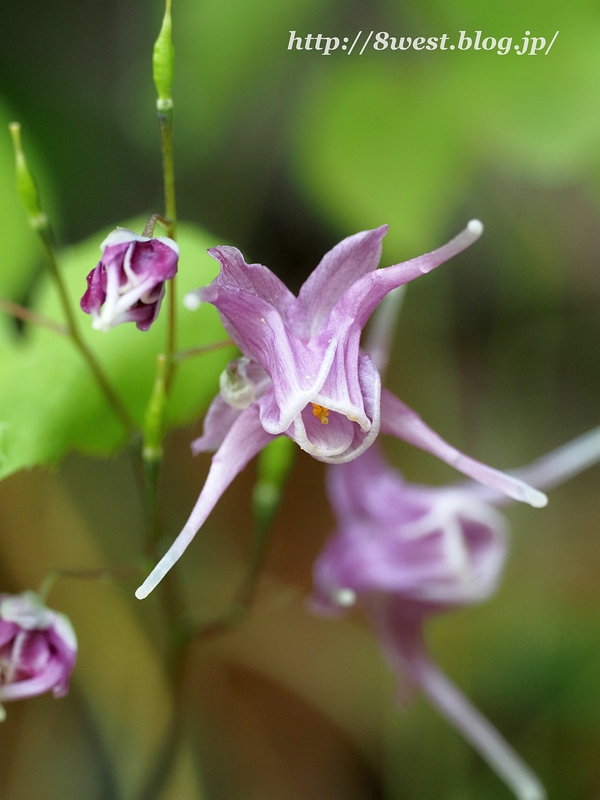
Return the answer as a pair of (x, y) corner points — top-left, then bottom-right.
(183, 292), (201, 311)
(467, 219), (484, 237)
(100, 228), (148, 250)
(91, 315), (113, 333)
(334, 588), (357, 607)
(529, 489), (548, 508)
(154, 236), (180, 254)
(134, 585), (150, 600)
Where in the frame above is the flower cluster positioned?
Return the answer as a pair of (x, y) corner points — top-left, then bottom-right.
(81, 228), (179, 332)
(135, 220), (546, 599)
(0, 591), (77, 721)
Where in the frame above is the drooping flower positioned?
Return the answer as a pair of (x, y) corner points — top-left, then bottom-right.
(0, 591), (78, 721)
(311, 427), (600, 800)
(81, 228), (179, 331)
(136, 221), (546, 599)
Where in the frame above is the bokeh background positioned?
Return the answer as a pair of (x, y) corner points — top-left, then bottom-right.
(0, 0), (599, 798)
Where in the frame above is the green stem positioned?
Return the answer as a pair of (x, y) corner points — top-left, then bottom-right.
(142, 353), (169, 552)
(158, 110), (176, 233)
(158, 108), (178, 393)
(172, 510), (277, 644)
(38, 230), (136, 435)
(235, 498), (277, 610)
(143, 457), (162, 555)
(38, 564), (144, 602)
(174, 507), (276, 645)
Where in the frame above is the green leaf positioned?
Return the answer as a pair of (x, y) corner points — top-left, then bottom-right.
(0, 220), (235, 481)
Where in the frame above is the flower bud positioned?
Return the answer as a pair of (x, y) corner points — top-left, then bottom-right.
(8, 122), (49, 232)
(0, 591), (77, 721)
(153, 0), (174, 107)
(81, 228), (179, 332)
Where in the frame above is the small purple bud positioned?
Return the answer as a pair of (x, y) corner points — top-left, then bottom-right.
(0, 591), (77, 721)
(81, 228), (179, 332)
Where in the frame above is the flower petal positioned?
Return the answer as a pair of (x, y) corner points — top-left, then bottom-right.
(291, 226), (388, 337)
(313, 325), (367, 427)
(190, 393), (243, 455)
(312, 500), (506, 609)
(326, 220), (484, 335)
(200, 284), (336, 432)
(0, 621), (17, 648)
(369, 604), (546, 800)
(362, 286), (406, 375)
(281, 354), (381, 464)
(466, 425), (600, 506)
(136, 403), (275, 598)
(380, 389), (547, 508)
(207, 246), (295, 318)
(0, 657), (65, 701)
(290, 406), (356, 459)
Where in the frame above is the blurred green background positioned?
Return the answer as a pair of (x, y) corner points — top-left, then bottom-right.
(0, 0), (599, 798)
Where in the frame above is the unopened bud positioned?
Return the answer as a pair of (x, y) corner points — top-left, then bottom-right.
(8, 123), (48, 231)
(219, 357), (256, 410)
(153, 0), (174, 105)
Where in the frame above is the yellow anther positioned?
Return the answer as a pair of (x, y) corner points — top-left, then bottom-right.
(311, 403), (330, 425)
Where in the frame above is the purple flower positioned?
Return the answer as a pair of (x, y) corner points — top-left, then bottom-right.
(311, 444), (508, 618)
(311, 447), (519, 791)
(136, 221), (546, 599)
(0, 591), (77, 721)
(81, 228), (179, 331)
(310, 428), (600, 800)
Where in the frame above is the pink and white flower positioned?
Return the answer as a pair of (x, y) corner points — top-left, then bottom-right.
(136, 221), (547, 599)
(0, 591), (77, 720)
(311, 427), (600, 800)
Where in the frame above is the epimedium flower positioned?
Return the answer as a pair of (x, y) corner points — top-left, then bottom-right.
(81, 228), (179, 332)
(136, 220), (546, 599)
(310, 427), (600, 800)
(311, 445), (509, 617)
(0, 591), (77, 721)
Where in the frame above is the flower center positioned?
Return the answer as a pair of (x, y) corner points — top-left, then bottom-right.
(311, 403), (330, 425)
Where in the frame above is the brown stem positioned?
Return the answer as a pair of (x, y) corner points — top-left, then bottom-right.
(173, 338), (233, 363)
(0, 296), (68, 336)
(142, 213), (171, 238)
